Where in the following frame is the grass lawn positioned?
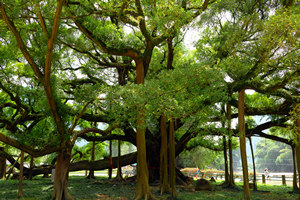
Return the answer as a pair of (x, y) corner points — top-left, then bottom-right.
(0, 176), (298, 200)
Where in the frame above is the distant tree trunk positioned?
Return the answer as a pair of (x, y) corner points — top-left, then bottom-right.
(228, 138), (235, 183)
(238, 89), (250, 200)
(249, 137), (257, 191)
(169, 118), (177, 198)
(18, 151), (24, 198)
(52, 146), (74, 200)
(108, 140), (112, 179)
(0, 147), (6, 180)
(160, 114), (171, 194)
(88, 140), (95, 179)
(28, 155), (34, 180)
(292, 146), (299, 193)
(115, 139), (124, 181)
(223, 135), (229, 185)
(227, 103), (235, 186)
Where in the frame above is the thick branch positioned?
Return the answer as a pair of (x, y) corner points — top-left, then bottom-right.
(35, 2), (49, 39)
(0, 3), (44, 83)
(73, 18), (140, 59)
(79, 134), (132, 143)
(0, 132), (61, 157)
(251, 131), (293, 146)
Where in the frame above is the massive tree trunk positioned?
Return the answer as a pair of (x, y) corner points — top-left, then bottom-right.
(249, 137), (257, 191)
(227, 103), (235, 186)
(18, 151), (24, 198)
(292, 146), (299, 193)
(238, 89), (250, 200)
(160, 114), (171, 194)
(169, 119), (177, 198)
(135, 114), (152, 200)
(147, 141), (160, 182)
(0, 147), (6, 179)
(52, 146), (74, 200)
(135, 59), (154, 200)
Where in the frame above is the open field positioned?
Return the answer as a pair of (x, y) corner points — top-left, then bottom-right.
(0, 176), (298, 200)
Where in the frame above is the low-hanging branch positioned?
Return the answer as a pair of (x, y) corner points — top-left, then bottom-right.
(1, 151), (137, 177)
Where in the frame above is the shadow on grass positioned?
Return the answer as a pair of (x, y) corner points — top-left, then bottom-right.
(0, 176), (298, 200)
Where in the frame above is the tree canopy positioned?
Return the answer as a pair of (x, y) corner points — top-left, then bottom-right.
(0, 0), (299, 199)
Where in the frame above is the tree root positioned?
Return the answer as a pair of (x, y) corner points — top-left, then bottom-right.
(135, 191), (158, 200)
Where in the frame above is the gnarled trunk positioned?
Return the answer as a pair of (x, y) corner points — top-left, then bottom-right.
(238, 89), (250, 200)
(52, 147), (74, 200)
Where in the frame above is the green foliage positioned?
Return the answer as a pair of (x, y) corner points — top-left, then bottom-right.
(72, 142), (107, 162)
(0, 1), (299, 189)
(255, 138), (293, 172)
(179, 146), (223, 170)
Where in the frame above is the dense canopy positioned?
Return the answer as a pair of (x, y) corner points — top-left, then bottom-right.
(0, 0), (299, 199)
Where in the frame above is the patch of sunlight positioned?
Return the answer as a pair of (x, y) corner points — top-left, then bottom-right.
(42, 185), (53, 191)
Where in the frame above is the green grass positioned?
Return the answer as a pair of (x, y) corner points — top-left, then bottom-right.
(0, 177), (298, 200)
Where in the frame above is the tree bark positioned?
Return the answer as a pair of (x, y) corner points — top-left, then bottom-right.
(135, 58), (155, 200)
(227, 103), (235, 186)
(115, 139), (124, 181)
(0, 147), (6, 179)
(292, 146), (299, 193)
(169, 119), (177, 198)
(29, 155), (34, 180)
(108, 140), (112, 179)
(18, 151), (24, 198)
(52, 147), (74, 200)
(238, 89), (251, 200)
(135, 112), (152, 199)
(228, 138), (235, 185)
(293, 103), (300, 200)
(88, 140), (95, 179)
(223, 135), (229, 184)
(160, 114), (171, 194)
(249, 137), (257, 191)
